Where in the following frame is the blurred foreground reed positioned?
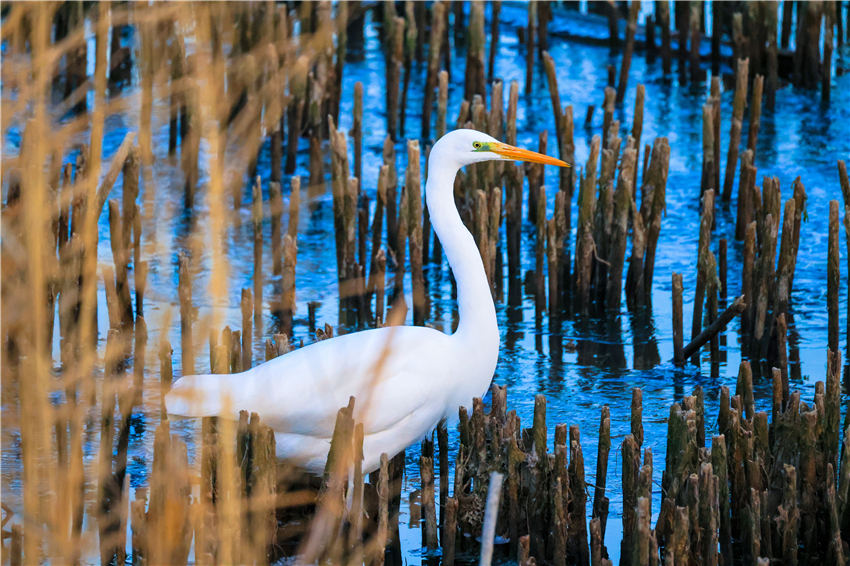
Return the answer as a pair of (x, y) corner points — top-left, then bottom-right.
(2, 2), (850, 564)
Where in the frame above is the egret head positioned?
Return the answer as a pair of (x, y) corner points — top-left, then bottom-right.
(432, 129), (570, 168)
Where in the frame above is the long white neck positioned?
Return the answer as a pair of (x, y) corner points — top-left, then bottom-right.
(425, 150), (499, 348)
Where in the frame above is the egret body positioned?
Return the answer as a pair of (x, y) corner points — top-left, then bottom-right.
(165, 129), (568, 473)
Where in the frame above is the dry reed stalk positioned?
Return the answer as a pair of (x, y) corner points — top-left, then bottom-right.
(701, 103), (716, 197)
(602, 87), (616, 149)
(534, 185), (546, 313)
(437, 70), (449, 141)
(286, 59), (307, 175)
(386, 16), (404, 141)
(542, 51), (563, 145)
(280, 235), (298, 338)
(526, 1), (536, 94)
(689, 3), (701, 82)
(108, 199), (134, 330)
(422, 1), (446, 141)
(489, 187), (502, 298)
(635, 137), (670, 305)
(747, 74), (764, 160)
(616, 0), (639, 104)
(398, 2), (416, 138)
(568, 425), (590, 564)
(252, 176), (264, 326)
(593, 406), (611, 538)
(547, 218), (559, 314)
(606, 1), (619, 50)
(829, 200), (840, 353)
(168, 27), (184, 155)
(621, 433), (639, 562)
(735, 150), (755, 241)
(823, 3), (834, 103)
(283, 175), (298, 239)
(646, 12), (657, 62)
(631, 84), (645, 186)
(722, 58), (749, 202)
(342, 176), (360, 323)
(658, 0), (671, 75)
(177, 252), (194, 375)
(775, 197), (797, 321)
(670, 271), (684, 364)
(479, 472), (504, 566)
(606, 145), (636, 310)
(330, 118), (350, 279)
(738, 221), (756, 348)
(270, 181), (283, 276)
(706, 76), (720, 193)
(575, 135), (601, 311)
(798, 1), (823, 89)
(406, 140), (425, 325)
(368, 166), (389, 304)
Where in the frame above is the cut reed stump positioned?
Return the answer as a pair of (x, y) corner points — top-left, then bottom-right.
(132, 347), (850, 565)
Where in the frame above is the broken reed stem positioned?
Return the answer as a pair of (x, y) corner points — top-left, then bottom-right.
(682, 296), (746, 362)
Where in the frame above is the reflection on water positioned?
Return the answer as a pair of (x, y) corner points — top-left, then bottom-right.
(3, 2), (850, 563)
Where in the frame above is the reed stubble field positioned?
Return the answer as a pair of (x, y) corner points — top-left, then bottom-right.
(3, 1), (850, 564)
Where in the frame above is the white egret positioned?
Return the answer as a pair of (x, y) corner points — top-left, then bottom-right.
(165, 129), (568, 473)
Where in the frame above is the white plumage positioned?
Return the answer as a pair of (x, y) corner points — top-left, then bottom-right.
(166, 129), (567, 473)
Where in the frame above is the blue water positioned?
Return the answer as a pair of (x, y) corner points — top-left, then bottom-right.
(3, 3), (850, 564)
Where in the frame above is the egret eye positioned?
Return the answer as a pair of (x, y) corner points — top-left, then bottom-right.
(472, 141), (482, 150)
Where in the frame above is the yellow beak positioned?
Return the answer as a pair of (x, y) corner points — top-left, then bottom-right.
(489, 142), (570, 167)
